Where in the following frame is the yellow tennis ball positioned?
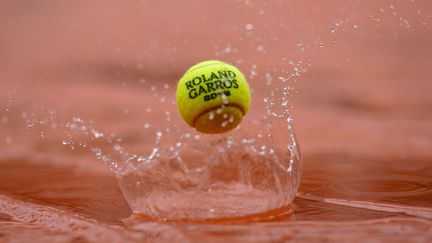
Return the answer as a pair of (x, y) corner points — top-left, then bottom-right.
(176, 60), (251, 134)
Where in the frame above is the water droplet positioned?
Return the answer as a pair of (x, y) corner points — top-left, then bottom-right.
(221, 121), (228, 128)
(228, 115), (235, 123)
(256, 45), (264, 52)
(208, 112), (215, 120)
(224, 46), (232, 53)
(250, 64), (257, 79)
(245, 23), (254, 30)
(297, 42), (305, 52)
(265, 72), (273, 85)
(91, 129), (104, 138)
(114, 143), (122, 152)
(79, 141), (87, 148)
(221, 93), (229, 104)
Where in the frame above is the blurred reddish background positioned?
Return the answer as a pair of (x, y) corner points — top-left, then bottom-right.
(1, 1), (432, 242)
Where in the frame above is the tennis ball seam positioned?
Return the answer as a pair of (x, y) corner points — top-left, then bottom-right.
(191, 103), (245, 127)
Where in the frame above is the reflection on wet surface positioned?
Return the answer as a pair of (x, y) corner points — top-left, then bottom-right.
(1, 149), (432, 241)
(301, 154), (432, 205)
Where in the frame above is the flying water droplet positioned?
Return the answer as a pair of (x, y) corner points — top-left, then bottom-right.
(245, 23), (254, 30)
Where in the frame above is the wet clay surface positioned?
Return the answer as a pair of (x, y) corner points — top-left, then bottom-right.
(1, 1), (432, 242)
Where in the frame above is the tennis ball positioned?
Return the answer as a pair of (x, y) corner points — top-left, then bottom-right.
(176, 60), (251, 134)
